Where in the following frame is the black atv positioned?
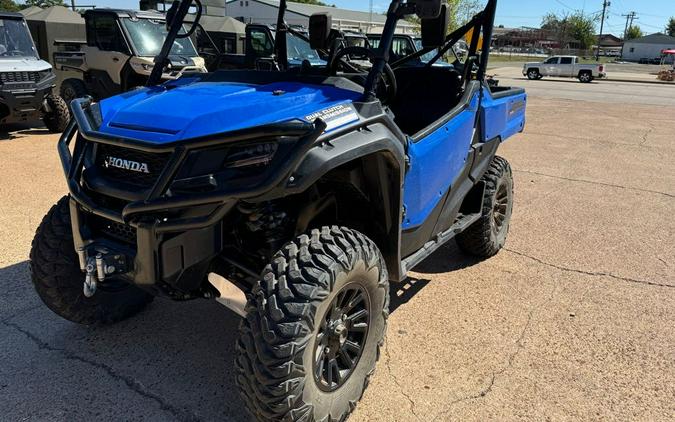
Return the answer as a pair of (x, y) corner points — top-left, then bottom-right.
(30, 0), (526, 420)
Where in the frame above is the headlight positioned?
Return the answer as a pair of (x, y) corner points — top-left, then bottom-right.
(39, 69), (53, 81)
(171, 142), (285, 193)
(224, 143), (278, 169)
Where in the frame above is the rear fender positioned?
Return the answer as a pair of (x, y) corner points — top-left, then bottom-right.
(480, 85), (526, 143)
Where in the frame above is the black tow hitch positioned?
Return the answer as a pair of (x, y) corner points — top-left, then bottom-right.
(80, 248), (130, 297)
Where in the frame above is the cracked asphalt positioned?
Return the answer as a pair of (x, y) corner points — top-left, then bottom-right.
(1, 76), (674, 421)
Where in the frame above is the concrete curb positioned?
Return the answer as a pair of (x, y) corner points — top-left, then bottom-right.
(603, 78), (674, 85)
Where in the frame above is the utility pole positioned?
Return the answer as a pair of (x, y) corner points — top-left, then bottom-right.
(596, 0), (610, 61)
(71, 0), (76, 11)
(369, 0), (373, 32)
(621, 11), (637, 58)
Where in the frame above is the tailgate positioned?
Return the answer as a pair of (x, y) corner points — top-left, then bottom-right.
(480, 86), (527, 142)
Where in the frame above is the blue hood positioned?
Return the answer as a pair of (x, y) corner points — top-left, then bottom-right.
(97, 79), (361, 144)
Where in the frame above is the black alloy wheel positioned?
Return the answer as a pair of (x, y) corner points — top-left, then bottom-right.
(313, 284), (370, 392)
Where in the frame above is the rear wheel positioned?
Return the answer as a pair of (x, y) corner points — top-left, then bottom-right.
(236, 226), (389, 421)
(456, 156), (514, 257)
(30, 196), (153, 325)
(578, 71), (593, 83)
(60, 78), (88, 104)
(42, 94), (70, 133)
(527, 68), (541, 80)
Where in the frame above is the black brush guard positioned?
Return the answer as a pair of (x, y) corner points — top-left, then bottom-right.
(59, 98), (326, 294)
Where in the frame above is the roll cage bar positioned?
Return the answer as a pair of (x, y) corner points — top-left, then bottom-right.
(149, 0), (497, 100)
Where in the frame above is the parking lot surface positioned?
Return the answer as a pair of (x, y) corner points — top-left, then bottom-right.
(1, 76), (674, 421)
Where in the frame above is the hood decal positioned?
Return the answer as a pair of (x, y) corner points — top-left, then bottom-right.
(305, 103), (359, 133)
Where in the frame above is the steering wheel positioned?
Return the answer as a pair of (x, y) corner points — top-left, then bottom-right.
(1, 49), (24, 57)
(329, 46), (397, 105)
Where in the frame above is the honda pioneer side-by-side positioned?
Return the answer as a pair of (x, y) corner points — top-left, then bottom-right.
(30, 0), (526, 420)
(0, 12), (69, 132)
(55, 9), (207, 103)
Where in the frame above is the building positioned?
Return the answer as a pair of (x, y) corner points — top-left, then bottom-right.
(492, 26), (582, 50)
(140, 0), (227, 16)
(225, 0), (417, 34)
(595, 34), (623, 55)
(622, 33), (675, 61)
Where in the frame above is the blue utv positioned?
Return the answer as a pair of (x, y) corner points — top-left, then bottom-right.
(30, 0), (526, 420)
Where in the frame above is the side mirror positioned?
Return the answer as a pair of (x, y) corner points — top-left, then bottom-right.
(309, 13), (332, 50)
(421, 4), (449, 48)
(416, 0), (444, 19)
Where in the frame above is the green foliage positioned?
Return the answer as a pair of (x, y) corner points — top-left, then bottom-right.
(625, 25), (643, 41)
(289, 0), (334, 6)
(541, 11), (598, 49)
(0, 0), (20, 11)
(447, 0), (483, 31)
(667, 17), (675, 37)
(23, 0), (66, 7)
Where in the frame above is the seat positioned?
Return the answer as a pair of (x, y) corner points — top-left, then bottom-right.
(389, 66), (463, 135)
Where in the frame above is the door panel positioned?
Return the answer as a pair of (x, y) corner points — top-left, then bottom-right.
(402, 91), (479, 230)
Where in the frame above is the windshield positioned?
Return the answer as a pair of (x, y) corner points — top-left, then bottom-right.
(346, 36), (368, 48)
(414, 39), (437, 62)
(0, 18), (37, 58)
(287, 33), (321, 63)
(121, 18), (197, 57)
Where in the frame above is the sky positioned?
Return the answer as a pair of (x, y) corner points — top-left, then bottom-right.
(70, 0), (673, 37)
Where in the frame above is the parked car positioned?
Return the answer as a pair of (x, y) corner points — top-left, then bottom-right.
(0, 12), (69, 131)
(55, 9), (207, 103)
(523, 55), (606, 83)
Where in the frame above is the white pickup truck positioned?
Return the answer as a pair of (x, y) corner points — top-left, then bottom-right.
(523, 56), (606, 83)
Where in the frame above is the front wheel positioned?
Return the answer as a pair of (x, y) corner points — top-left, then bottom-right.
(30, 196), (153, 325)
(236, 227), (389, 421)
(60, 78), (88, 104)
(456, 156), (514, 257)
(42, 94), (70, 133)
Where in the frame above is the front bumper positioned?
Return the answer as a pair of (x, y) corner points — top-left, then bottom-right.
(60, 98), (325, 296)
(0, 75), (55, 124)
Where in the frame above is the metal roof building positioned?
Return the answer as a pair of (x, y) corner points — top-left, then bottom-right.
(622, 33), (675, 61)
(225, 0), (417, 34)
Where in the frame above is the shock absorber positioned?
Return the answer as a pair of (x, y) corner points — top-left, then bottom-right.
(237, 202), (291, 259)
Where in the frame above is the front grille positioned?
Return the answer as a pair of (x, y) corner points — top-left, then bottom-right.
(95, 144), (171, 188)
(0, 71), (40, 84)
(88, 214), (137, 245)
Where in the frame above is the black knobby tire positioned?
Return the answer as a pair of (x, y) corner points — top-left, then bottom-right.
(236, 226), (389, 422)
(60, 78), (88, 104)
(42, 94), (70, 133)
(30, 196), (153, 325)
(526, 69), (540, 80)
(456, 156), (514, 257)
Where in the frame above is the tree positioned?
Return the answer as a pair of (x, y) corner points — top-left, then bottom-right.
(0, 0), (20, 11)
(541, 11), (598, 49)
(625, 25), (643, 41)
(23, 0), (66, 7)
(667, 17), (675, 37)
(289, 0), (333, 6)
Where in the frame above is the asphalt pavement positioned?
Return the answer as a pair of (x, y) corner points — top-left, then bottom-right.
(1, 77), (673, 421)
